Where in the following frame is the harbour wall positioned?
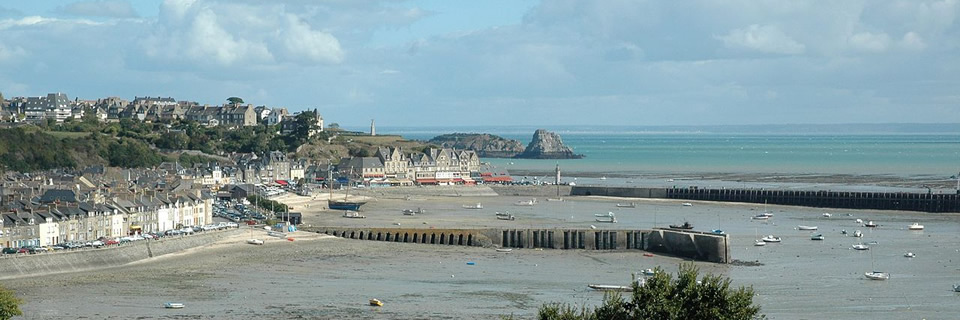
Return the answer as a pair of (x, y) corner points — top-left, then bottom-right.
(489, 185), (573, 197)
(309, 226), (729, 263)
(0, 229), (244, 280)
(571, 186), (960, 213)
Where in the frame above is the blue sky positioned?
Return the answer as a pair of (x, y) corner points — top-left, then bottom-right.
(0, 0), (958, 126)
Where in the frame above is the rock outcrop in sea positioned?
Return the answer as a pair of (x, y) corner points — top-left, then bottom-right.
(516, 129), (584, 159)
(428, 133), (525, 158)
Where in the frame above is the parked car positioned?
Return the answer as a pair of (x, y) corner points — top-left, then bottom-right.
(2, 247), (19, 254)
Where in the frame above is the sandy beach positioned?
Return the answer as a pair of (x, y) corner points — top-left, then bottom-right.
(4, 185), (960, 319)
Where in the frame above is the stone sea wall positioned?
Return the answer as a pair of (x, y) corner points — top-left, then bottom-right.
(0, 229), (244, 280)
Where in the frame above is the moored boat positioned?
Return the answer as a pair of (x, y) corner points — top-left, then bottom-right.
(496, 212), (516, 221)
(754, 240), (766, 246)
(616, 202), (636, 208)
(164, 302), (185, 309)
(811, 233), (824, 241)
(596, 216), (617, 223)
(514, 199), (537, 206)
(669, 222), (694, 230)
(953, 283), (960, 292)
(751, 213), (772, 220)
(682, 202), (693, 207)
(496, 248), (513, 252)
(852, 243), (870, 250)
(864, 221), (878, 228)
(369, 299), (383, 307)
(761, 235), (781, 243)
(864, 271), (889, 280)
(908, 223), (924, 230)
(342, 211), (366, 219)
(904, 252), (916, 258)
(462, 203), (483, 209)
(587, 284), (631, 292)
(822, 212), (832, 218)
(798, 225), (818, 231)
(641, 268), (656, 276)
(246, 239), (264, 245)
(595, 212), (616, 217)
(329, 200), (367, 211)
(853, 230), (863, 238)
(546, 197), (564, 202)
(711, 229), (725, 235)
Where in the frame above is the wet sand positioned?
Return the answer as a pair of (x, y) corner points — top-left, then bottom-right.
(5, 188), (960, 319)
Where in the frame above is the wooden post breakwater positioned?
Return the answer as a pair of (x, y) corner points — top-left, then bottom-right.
(306, 226), (730, 263)
(570, 186), (960, 213)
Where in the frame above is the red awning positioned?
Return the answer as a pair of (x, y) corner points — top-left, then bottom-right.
(416, 179), (438, 183)
(483, 176), (513, 182)
(275, 180), (289, 185)
(314, 177), (325, 181)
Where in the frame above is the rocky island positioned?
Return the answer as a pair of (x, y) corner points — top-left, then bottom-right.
(516, 129), (584, 159)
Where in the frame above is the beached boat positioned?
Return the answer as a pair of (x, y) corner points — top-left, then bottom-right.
(953, 284), (960, 292)
(711, 229), (725, 235)
(514, 199), (537, 206)
(798, 225), (818, 231)
(682, 202), (693, 207)
(402, 208), (425, 215)
(751, 214), (771, 220)
(595, 212), (616, 217)
(616, 202), (637, 208)
(864, 221), (878, 228)
(496, 213), (516, 221)
(761, 235), (781, 243)
(908, 223), (924, 230)
(864, 271), (889, 280)
(811, 233), (824, 241)
(369, 299), (383, 307)
(904, 252), (916, 258)
(329, 200), (367, 211)
(246, 239), (264, 245)
(852, 243), (870, 250)
(822, 212), (832, 218)
(587, 284), (631, 292)
(342, 211), (366, 219)
(641, 268), (656, 276)
(596, 216), (617, 223)
(462, 203), (483, 209)
(546, 197), (564, 202)
(853, 230), (863, 238)
(164, 302), (185, 309)
(754, 240), (766, 246)
(668, 222), (694, 230)
(496, 248), (513, 253)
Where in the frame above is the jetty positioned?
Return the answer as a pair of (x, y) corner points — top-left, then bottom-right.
(569, 186), (960, 213)
(307, 226), (730, 263)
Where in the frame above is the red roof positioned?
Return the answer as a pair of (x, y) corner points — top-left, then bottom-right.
(483, 176), (513, 182)
(275, 180), (288, 185)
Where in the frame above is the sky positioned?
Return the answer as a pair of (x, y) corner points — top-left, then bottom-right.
(0, 0), (958, 127)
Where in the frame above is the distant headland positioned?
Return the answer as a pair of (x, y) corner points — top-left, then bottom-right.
(429, 129), (583, 159)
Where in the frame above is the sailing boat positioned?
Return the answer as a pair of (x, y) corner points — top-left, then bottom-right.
(328, 167), (367, 211)
(754, 228), (765, 246)
(864, 248), (889, 280)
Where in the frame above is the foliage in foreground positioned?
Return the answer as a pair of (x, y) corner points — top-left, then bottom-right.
(535, 263), (763, 320)
(0, 285), (23, 320)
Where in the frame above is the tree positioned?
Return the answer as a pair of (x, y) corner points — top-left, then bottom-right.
(227, 97), (244, 105)
(537, 263), (763, 320)
(0, 285), (23, 320)
(328, 122), (340, 129)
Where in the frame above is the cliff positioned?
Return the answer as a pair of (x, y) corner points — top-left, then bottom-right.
(427, 133), (525, 158)
(516, 129), (584, 159)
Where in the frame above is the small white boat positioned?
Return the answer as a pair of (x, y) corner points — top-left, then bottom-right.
(754, 240), (766, 246)
(600, 176), (607, 180)
(864, 271), (889, 280)
(751, 214), (770, 220)
(164, 302), (185, 309)
(595, 216), (617, 223)
(853, 230), (863, 238)
(616, 202), (636, 208)
(402, 208), (425, 215)
(822, 213), (832, 218)
(595, 212), (616, 217)
(864, 221), (878, 228)
(546, 197), (564, 202)
(953, 283), (960, 292)
(811, 233), (824, 241)
(908, 223), (924, 230)
(462, 203), (483, 209)
(641, 268), (656, 276)
(369, 299), (383, 307)
(852, 243), (870, 250)
(342, 211), (366, 219)
(246, 239), (264, 245)
(855, 218), (863, 224)
(682, 202), (693, 207)
(711, 229), (725, 235)
(761, 235), (781, 243)
(798, 225), (818, 231)
(514, 199), (537, 206)
(904, 252), (916, 258)
(496, 248), (513, 253)
(496, 213), (516, 221)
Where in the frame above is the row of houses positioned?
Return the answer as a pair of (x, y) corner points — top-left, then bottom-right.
(336, 147), (511, 186)
(1, 93), (323, 130)
(1, 187), (212, 249)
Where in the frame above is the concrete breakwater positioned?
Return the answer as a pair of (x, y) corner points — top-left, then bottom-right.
(0, 229), (244, 280)
(571, 186), (960, 213)
(309, 226), (729, 263)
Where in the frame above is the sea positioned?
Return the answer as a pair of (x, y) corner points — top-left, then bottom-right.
(358, 124), (960, 192)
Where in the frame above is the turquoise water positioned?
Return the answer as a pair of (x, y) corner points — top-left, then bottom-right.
(377, 127), (960, 176)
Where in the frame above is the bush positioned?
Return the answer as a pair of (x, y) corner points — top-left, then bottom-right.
(536, 263), (763, 320)
(0, 285), (23, 320)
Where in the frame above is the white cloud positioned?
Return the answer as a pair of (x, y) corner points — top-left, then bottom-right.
(0, 43), (27, 62)
(717, 24), (806, 55)
(280, 16), (343, 64)
(57, 0), (138, 18)
(848, 32), (891, 52)
(899, 31), (927, 51)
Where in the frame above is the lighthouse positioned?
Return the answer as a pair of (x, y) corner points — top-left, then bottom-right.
(370, 119), (376, 136)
